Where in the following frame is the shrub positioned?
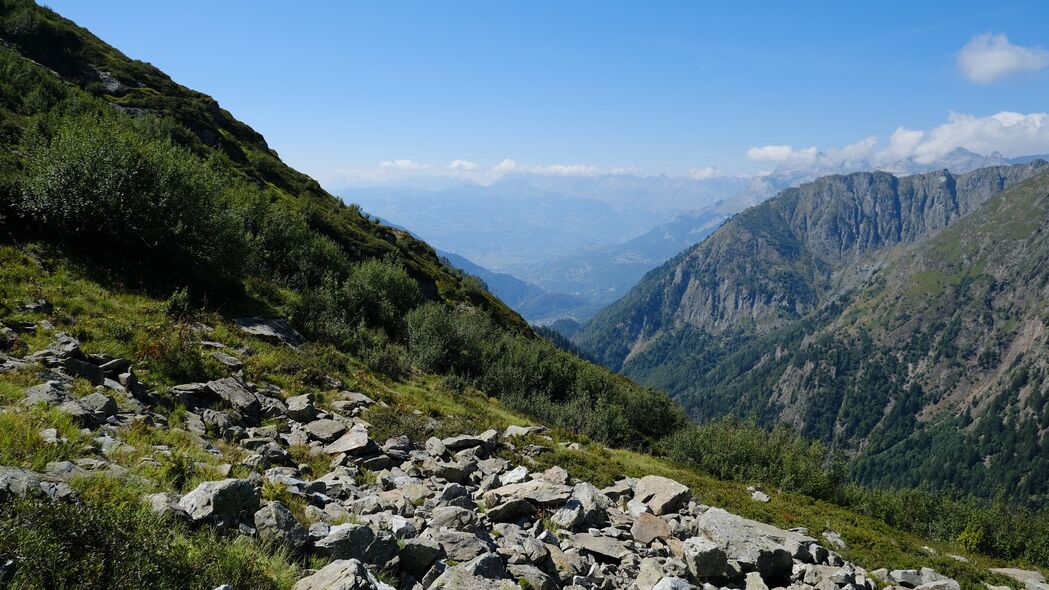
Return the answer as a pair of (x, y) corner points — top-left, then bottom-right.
(0, 498), (293, 589)
(17, 113), (247, 277)
(666, 416), (845, 500)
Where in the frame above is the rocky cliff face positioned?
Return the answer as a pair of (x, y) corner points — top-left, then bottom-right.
(575, 164), (1049, 499)
(577, 163), (1048, 370)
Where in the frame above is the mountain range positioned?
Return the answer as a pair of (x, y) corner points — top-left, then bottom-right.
(575, 161), (1049, 500)
(351, 150), (1039, 324)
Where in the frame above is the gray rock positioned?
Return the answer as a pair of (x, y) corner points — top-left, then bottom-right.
(178, 479), (259, 530)
(325, 428), (378, 455)
(461, 552), (508, 579)
(653, 577), (698, 590)
(62, 357), (104, 385)
(254, 501), (309, 551)
(503, 424), (545, 438)
(430, 506), (480, 531)
(822, 530), (846, 550)
(304, 418), (348, 443)
(487, 498), (537, 523)
(286, 394), (319, 422)
(635, 475), (691, 516)
(483, 480), (572, 509)
(423, 528), (494, 562)
(695, 508), (792, 581)
(24, 382), (69, 406)
(400, 537), (445, 579)
(508, 563), (557, 590)
(234, 317), (304, 346)
(210, 351), (244, 370)
(205, 377), (261, 417)
(291, 559), (379, 590)
(682, 536), (727, 579)
(632, 512), (671, 544)
(78, 392), (118, 419)
(567, 533), (628, 563)
(314, 523), (376, 560)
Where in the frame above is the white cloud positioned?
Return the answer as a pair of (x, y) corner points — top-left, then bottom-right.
(743, 111), (1049, 173)
(689, 165), (720, 179)
(448, 159), (480, 171)
(894, 111), (1049, 163)
(378, 159), (424, 171)
(745, 144), (819, 164)
(492, 159), (518, 173)
(957, 33), (1049, 84)
(328, 157), (632, 186)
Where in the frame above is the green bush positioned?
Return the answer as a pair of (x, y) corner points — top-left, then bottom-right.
(0, 498), (293, 589)
(666, 416), (845, 500)
(17, 113), (247, 277)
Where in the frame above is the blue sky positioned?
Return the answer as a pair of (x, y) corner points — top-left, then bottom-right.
(46, 1), (1049, 187)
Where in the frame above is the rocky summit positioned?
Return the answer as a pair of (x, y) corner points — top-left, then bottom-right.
(0, 328), (983, 590)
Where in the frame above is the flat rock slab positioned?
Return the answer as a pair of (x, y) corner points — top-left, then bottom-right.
(304, 419), (348, 443)
(483, 480), (572, 509)
(568, 533), (629, 563)
(234, 317), (304, 346)
(324, 428), (378, 455)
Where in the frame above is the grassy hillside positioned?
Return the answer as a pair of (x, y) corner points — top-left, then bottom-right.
(0, 244), (1046, 589)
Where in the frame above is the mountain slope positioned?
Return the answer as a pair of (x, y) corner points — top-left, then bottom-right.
(0, 0), (526, 332)
(576, 162), (1049, 500)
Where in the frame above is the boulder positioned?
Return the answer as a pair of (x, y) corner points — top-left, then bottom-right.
(205, 378), (261, 417)
(210, 351), (244, 371)
(399, 537), (445, 579)
(486, 498), (537, 523)
(314, 523), (376, 560)
(631, 512), (671, 544)
(291, 559), (380, 590)
(635, 475), (691, 516)
(652, 577), (697, 590)
(551, 482), (611, 530)
(694, 508), (792, 581)
(234, 317), (304, 346)
(24, 382), (69, 406)
(423, 528), (494, 562)
(78, 392), (118, 419)
(254, 501), (309, 552)
(991, 569), (1048, 590)
(682, 536), (727, 579)
(62, 357), (104, 385)
(483, 480), (572, 509)
(430, 506), (480, 531)
(286, 394), (319, 422)
(508, 564), (557, 590)
(304, 418), (348, 443)
(325, 428), (378, 455)
(178, 479), (259, 530)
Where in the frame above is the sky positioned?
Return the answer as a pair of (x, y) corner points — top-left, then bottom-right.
(45, 1), (1049, 188)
